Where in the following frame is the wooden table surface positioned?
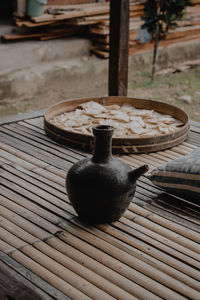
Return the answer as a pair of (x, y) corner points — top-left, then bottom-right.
(0, 111), (200, 300)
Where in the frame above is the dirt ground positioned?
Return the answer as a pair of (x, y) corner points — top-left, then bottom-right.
(0, 61), (200, 122)
(128, 61), (200, 122)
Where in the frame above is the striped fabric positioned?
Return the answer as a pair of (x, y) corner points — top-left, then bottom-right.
(148, 148), (200, 200)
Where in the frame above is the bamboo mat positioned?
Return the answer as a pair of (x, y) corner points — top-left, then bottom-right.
(0, 116), (200, 300)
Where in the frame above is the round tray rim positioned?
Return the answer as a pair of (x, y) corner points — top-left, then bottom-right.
(44, 96), (190, 153)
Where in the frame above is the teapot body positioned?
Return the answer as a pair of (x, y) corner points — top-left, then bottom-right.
(66, 156), (136, 223)
(66, 125), (148, 224)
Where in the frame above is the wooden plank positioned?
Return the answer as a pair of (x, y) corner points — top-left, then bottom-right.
(0, 193), (61, 235)
(59, 222), (196, 300)
(20, 120), (89, 157)
(1, 232), (136, 300)
(1, 27), (82, 43)
(94, 223), (200, 286)
(0, 165), (73, 212)
(56, 229), (162, 300)
(0, 163), (67, 203)
(75, 216), (200, 264)
(93, 31), (200, 58)
(10, 250), (91, 300)
(0, 131), (70, 175)
(94, 40), (135, 52)
(191, 119), (200, 129)
(1, 124), (79, 164)
(0, 241), (16, 255)
(89, 24), (136, 36)
(126, 205), (200, 255)
(4, 217), (159, 299)
(0, 141), (51, 169)
(92, 31), (135, 44)
(0, 146), (47, 170)
(31, 2), (144, 23)
(0, 261), (47, 300)
(139, 176), (200, 209)
(0, 227), (28, 250)
(189, 131), (200, 141)
(0, 251), (70, 300)
(1, 160), (66, 193)
(138, 178), (200, 216)
(0, 202), (53, 240)
(32, 3), (110, 23)
(0, 215), (40, 245)
(0, 150), (65, 186)
(77, 222), (200, 290)
(46, 236), (157, 299)
(39, 27), (83, 40)
(0, 175), (74, 220)
(1, 32), (50, 42)
(132, 189), (200, 231)
(7, 123), (85, 160)
(90, 47), (109, 58)
(1, 123), (197, 239)
(33, 242), (135, 300)
(187, 137), (200, 147)
(1, 114), (200, 300)
(15, 19), (57, 28)
(122, 212), (200, 265)
(0, 130), (74, 170)
(135, 193), (200, 228)
(137, 175), (199, 203)
(109, 0), (129, 96)
(0, 109), (46, 126)
(92, 24), (200, 51)
(65, 16), (109, 26)
(1, 232), (116, 300)
(24, 116), (44, 128)
(118, 217), (200, 270)
(119, 142), (192, 170)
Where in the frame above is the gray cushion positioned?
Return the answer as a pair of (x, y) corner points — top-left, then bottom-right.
(148, 148), (200, 200)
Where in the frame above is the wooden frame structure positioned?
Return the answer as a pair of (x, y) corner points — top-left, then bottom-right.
(109, 0), (130, 96)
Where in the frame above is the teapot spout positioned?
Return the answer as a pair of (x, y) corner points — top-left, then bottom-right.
(128, 164), (149, 182)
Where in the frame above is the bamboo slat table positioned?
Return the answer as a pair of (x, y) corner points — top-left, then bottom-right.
(0, 111), (200, 300)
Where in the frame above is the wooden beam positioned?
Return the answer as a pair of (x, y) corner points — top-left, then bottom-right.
(0, 251), (70, 300)
(109, 0), (130, 96)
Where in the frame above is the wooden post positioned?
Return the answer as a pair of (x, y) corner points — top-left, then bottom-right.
(109, 0), (129, 96)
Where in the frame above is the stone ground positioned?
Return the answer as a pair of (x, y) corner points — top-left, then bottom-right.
(0, 20), (200, 121)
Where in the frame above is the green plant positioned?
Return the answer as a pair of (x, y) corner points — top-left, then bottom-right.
(142, 0), (192, 81)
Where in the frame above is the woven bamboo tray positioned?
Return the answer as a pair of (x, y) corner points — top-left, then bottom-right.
(44, 96), (190, 154)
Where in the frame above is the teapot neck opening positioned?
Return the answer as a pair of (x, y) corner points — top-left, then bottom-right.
(92, 125), (114, 164)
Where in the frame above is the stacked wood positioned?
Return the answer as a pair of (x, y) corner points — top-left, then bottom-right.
(1, 26), (84, 42)
(2, 2), (110, 42)
(3, 1), (143, 42)
(14, 0), (96, 17)
(32, 2), (110, 23)
(89, 1), (200, 58)
(2, 0), (200, 57)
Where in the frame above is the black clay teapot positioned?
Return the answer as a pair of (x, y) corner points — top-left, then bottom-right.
(66, 125), (148, 224)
